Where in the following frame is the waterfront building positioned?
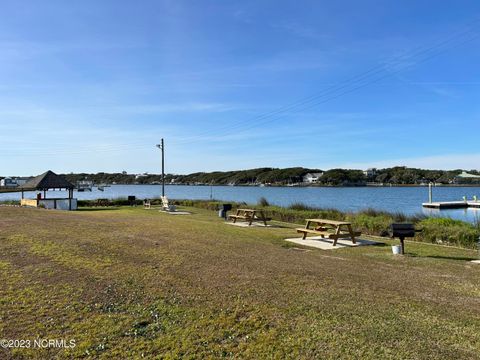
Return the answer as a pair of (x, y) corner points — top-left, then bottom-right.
(303, 172), (324, 183)
(363, 168), (377, 178)
(453, 171), (480, 184)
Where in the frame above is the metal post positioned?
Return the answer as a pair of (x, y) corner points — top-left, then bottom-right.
(477, 236), (480, 260)
(156, 139), (165, 197)
(478, 236), (480, 258)
(428, 182), (433, 203)
(161, 138), (165, 197)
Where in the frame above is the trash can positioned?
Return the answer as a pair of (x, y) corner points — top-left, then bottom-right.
(128, 195), (136, 206)
(219, 204), (232, 219)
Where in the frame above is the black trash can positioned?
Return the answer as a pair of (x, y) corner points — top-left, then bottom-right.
(128, 195), (136, 206)
(219, 203), (232, 219)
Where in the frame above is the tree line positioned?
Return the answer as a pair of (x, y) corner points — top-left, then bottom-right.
(59, 167), (480, 186)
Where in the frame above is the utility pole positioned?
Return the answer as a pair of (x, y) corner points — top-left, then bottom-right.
(156, 139), (165, 197)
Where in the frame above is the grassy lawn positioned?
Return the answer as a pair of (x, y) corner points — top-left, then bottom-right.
(0, 206), (479, 359)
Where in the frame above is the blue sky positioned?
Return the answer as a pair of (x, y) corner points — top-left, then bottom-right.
(1, 0), (480, 176)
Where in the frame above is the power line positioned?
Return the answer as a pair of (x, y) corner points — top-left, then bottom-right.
(4, 18), (480, 157)
(172, 19), (480, 145)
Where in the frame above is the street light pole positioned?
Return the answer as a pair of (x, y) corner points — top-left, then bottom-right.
(156, 139), (165, 197)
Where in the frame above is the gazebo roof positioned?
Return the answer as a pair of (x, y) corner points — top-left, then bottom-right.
(20, 170), (75, 190)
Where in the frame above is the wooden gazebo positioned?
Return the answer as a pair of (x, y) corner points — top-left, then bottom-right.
(19, 170), (77, 211)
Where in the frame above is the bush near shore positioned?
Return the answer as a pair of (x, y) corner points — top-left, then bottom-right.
(4, 197), (479, 248)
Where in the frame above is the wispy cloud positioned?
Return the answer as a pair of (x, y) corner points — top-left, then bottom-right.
(270, 21), (328, 40)
(393, 75), (460, 98)
(337, 153), (480, 170)
(109, 102), (238, 114)
(0, 40), (145, 58)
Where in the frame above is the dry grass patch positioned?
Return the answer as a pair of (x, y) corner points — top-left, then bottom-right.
(0, 206), (479, 359)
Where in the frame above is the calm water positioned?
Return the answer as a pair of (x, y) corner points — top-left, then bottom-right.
(1, 184), (480, 223)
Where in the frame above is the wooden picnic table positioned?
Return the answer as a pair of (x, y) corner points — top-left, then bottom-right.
(228, 208), (271, 226)
(296, 218), (361, 246)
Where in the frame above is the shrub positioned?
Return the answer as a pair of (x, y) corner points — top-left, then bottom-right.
(0, 200), (20, 205)
(417, 218), (480, 248)
(347, 213), (393, 236)
(288, 202), (315, 211)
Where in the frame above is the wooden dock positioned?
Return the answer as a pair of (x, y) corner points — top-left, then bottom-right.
(422, 201), (480, 209)
(0, 188), (21, 194)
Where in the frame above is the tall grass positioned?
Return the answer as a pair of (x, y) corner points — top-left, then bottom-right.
(0, 200), (20, 206)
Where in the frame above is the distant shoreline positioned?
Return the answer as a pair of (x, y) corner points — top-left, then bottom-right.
(89, 183), (480, 188)
(3, 183), (480, 194)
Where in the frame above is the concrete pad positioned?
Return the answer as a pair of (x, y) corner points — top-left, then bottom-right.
(159, 210), (191, 215)
(284, 236), (380, 250)
(225, 221), (276, 228)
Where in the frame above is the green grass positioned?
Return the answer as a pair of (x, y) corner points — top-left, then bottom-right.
(0, 206), (479, 359)
(172, 200), (480, 248)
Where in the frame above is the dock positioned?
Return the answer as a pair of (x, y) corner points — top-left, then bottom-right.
(0, 188), (21, 194)
(422, 201), (480, 209)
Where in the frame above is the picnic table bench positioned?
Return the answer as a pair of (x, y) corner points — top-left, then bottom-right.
(296, 219), (361, 246)
(228, 208), (271, 226)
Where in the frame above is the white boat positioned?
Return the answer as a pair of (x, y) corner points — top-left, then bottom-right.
(77, 180), (93, 192)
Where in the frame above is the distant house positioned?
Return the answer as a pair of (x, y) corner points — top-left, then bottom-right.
(363, 168), (377, 178)
(0, 177), (31, 188)
(303, 172), (324, 183)
(135, 172), (149, 180)
(0, 177), (14, 187)
(453, 171), (480, 184)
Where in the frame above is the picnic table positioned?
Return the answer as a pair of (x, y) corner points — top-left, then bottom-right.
(228, 208), (271, 226)
(296, 219), (361, 246)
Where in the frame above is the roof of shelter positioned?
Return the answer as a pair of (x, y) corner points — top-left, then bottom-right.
(20, 170), (75, 190)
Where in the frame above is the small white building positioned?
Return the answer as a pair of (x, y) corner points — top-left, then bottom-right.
(135, 172), (149, 180)
(303, 172), (324, 183)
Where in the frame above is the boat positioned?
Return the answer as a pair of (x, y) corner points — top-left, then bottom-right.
(76, 180), (93, 192)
